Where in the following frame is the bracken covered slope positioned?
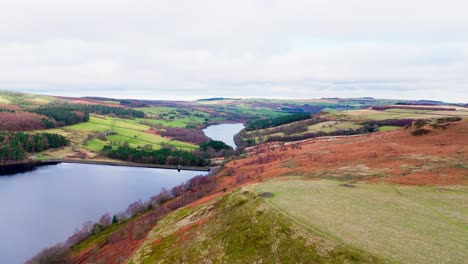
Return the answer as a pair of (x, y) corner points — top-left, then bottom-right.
(219, 118), (467, 187)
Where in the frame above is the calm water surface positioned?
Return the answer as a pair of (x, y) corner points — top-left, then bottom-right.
(203, 123), (244, 148)
(0, 163), (206, 263)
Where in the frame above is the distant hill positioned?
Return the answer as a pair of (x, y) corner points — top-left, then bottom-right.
(197, 97), (241, 101)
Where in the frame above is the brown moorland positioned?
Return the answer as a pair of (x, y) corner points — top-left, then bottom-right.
(218, 118), (467, 189)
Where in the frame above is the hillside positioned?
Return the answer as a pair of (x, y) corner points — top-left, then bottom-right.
(127, 189), (383, 264)
(64, 118), (467, 264)
(238, 105), (468, 145)
(0, 91), (240, 165)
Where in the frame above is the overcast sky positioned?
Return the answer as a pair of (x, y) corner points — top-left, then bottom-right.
(0, 0), (467, 102)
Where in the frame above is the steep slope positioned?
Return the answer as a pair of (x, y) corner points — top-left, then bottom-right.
(128, 189), (383, 263)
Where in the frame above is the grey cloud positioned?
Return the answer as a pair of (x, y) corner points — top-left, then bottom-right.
(0, 0), (467, 102)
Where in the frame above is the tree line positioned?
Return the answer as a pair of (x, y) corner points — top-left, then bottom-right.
(0, 132), (69, 163)
(245, 113), (311, 131)
(101, 145), (209, 166)
(26, 103), (145, 127)
(27, 105), (90, 127)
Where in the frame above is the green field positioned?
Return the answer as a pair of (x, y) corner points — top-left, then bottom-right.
(306, 121), (362, 133)
(41, 115), (197, 152)
(137, 107), (208, 127)
(0, 94), (10, 104)
(227, 105), (287, 118)
(0, 90), (57, 106)
(254, 178), (468, 263)
(378, 125), (400, 132)
(326, 108), (467, 121)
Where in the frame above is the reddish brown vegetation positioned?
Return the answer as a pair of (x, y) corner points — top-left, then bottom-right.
(218, 119), (467, 187)
(0, 111), (56, 131)
(54, 96), (123, 107)
(73, 212), (158, 264)
(0, 104), (20, 110)
(380, 170), (465, 186)
(72, 174), (218, 264)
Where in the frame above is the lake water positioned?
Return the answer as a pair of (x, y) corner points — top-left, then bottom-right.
(0, 163), (206, 264)
(203, 123), (244, 148)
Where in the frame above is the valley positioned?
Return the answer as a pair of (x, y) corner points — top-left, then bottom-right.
(0, 91), (466, 263)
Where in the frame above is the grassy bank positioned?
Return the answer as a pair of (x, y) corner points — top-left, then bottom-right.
(254, 178), (468, 263)
(128, 189), (382, 263)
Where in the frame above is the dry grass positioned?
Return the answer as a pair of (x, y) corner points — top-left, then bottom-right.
(255, 178), (468, 264)
(331, 108), (467, 121)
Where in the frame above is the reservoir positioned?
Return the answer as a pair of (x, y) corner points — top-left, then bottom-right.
(203, 123), (244, 149)
(0, 163), (206, 263)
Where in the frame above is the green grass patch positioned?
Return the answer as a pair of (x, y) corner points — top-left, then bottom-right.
(255, 178), (468, 264)
(378, 125), (400, 132)
(307, 121), (362, 133)
(40, 115), (198, 152)
(136, 118), (201, 128)
(333, 109), (452, 121)
(0, 90), (57, 106)
(137, 107), (208, 127)
(0, 95), (11, 104)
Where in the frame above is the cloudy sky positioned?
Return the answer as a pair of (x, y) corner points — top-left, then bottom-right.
(0, 0), (467, 102)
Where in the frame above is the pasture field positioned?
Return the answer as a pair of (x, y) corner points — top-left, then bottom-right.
(378, 125), (400, 132)
(0, 94), (10, 104)
(137, 107), (208, 127)
(254, 178), (468, 264)
(227, 105), (287, 118)
(0, 90), (57, 106)
(39, 115), (197, 153)
(197, 99), (289, 118)
(306, 121), (362, 133)
(135, 118), (200, 128)
(326, 107), (468, 121)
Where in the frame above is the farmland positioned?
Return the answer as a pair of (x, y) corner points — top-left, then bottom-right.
(40, 115), (197, 155)
(325, 106), (468, 121)
(137, 107), (210, 128)
(305, 120), (362, 133)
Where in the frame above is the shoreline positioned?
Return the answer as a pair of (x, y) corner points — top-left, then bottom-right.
(0, 159), (210, 176)
(44, 159), (211, 171)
